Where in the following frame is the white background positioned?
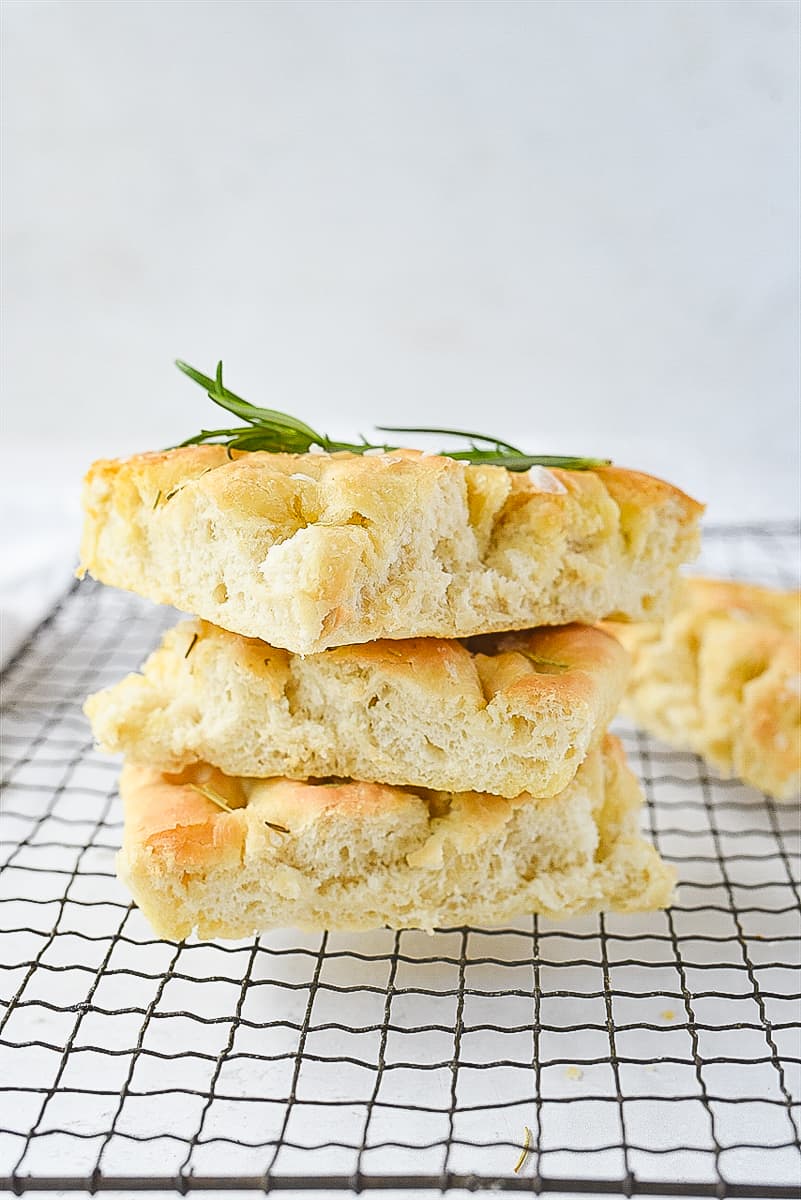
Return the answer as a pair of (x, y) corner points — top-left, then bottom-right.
(2, 0), (799, 525)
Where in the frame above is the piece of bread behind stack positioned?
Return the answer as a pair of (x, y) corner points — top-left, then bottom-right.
(81, 448), (703, 938)
(605, 579), (801, 801)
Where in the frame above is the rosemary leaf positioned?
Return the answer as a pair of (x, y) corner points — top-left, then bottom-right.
(174, 360), (610, 472)
(515, 649), (569, 674)
(264, 820), (290, 835)
(184, 633), (198, 659)
(189, 782), (237, 814)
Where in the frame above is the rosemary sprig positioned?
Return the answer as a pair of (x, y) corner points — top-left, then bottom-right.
(174, 360), (610, 472)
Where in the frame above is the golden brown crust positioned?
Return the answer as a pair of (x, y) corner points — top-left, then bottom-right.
(86, 619), (629, 798)
(80, 446), (702, 654)
(118, 736), (675, 939)
(673, 577), (800, 631)
(605, 578), (801, 800)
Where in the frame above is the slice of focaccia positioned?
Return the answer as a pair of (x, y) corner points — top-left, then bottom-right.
(86, 620), (628, 799)
(605, 579), (801, 801)
(117, 735), (675, 940)
(80, 445), (702, 654)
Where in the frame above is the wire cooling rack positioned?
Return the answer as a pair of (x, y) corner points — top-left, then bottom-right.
(1, 523), (799, 1197)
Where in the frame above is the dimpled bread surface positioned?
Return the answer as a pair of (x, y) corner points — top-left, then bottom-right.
(86, 620), (629, 799)
(606, 578), (801, 801)
(80, 445), (702, 655)
(117, 735), (675, 940)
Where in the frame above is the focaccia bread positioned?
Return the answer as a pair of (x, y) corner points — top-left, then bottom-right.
(118, 735), (675, 940)
(86, 620), (628, 799)
(79, 446), (702, 655)
(605, 579), (801, 801)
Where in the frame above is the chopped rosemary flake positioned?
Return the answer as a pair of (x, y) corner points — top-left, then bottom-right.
(513, 1125), (532, 1174)
(152, 490), (162, 510)
(516, 650), (569, 674)
(184, 633), (199, 659)
(173, 359), (610, 472)
(189, 782), (237, 814)
(189, 782), (289, 833)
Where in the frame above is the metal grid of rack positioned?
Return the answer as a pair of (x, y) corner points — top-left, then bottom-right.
(0, 524), (799, 1196)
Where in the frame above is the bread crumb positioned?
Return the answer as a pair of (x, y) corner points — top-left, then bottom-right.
(660, 1009), (676, 1021)
(565, 1065), (583, 1081)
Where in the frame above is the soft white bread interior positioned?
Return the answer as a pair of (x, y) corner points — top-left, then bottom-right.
(80, 446), (702, 654)
(118, 735), (675, 940)
(87, 620), (629, 799)
(605, 578), (801, 801)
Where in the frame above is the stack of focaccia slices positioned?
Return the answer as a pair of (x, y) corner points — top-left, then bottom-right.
(81, 445), (703, 938)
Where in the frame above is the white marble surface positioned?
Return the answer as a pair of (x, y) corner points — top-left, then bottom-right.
(2, 0), (799, 520)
